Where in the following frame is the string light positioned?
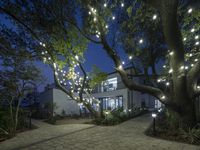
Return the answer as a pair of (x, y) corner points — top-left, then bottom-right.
(166, 82), (170, 86)
(183, 37), (187, 41)
(118, 65), (123, 70)
(195, 41), (199, 45)
(169, 51), (174, 56)
(195, 35), (199, 39)
(168, 69), (173, 73)
(152, 14), (157, 20)
(112, 16), (115, 20)
(104, 3), (107, 7)
(122, 61), (125, 65)
(139, 39), (143, 44)
(191, 28), (195, 33)
(121, 3), (124, 7)
(161, 95), (166, 99)
(129, 56), (132, 60)
(188, 8), (193, 13)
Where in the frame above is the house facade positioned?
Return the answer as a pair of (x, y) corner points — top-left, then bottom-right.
(91, 68), (159, 112)
(38, 68), (161, 117)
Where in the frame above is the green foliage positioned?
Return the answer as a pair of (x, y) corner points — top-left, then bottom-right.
(88, 65), (107, 88)
(179, 125), (200, 145)
(92, 108), (128, 125)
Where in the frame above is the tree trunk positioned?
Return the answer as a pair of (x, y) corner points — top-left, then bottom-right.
(156, 0), (197, 127)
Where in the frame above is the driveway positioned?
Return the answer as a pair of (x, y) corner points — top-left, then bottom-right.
(0, 114), (199, 150)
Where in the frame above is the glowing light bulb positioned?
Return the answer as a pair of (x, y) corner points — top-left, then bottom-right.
(168, 69), (173, 73)
(105, 25), (108, 29)
(188, 8), (193, 13)
(180, 66), (184, 70)
(197, 86), (200, 89)
(157, 79), (161, 83)
(75, 55), (79, 60)
(122, 61), (125, 65)
(191, 28), (195, 33)
(194, 59), (198, 62)
(121, 3), (124, 7)
(88, 11), (91, 15)
(93, 17), (97, 22)
(104, 3), (107, 7)
(118, 65), (123, 70)
(183, 37), (187, 41)
(195, 35), (199, 39)
(139, 39), (143, 44)
(112, 16), (115, 20)
(161, 95), (166, 99)
(195, 41), (199, 45)
(185, 66), (189, 70)
(169, 51), (174, 56)
(129, 56), (132, 60)
(152, 14), (157, 20)
(166, 82), (170, 86)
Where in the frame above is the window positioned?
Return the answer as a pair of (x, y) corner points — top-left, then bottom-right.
(100, 96), (123, 110)
(101, 77), (117, 92)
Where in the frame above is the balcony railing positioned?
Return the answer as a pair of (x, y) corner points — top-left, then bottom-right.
(92, 81), (126, 93)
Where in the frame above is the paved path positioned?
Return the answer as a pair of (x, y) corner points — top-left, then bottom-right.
(0, 114), (199, 150)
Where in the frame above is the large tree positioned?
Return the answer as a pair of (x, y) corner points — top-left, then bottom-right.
(0, 0), (199, 127)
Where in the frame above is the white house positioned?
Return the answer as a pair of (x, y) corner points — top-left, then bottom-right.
(38, 86), (80, 117)
(38, 67), (161, 117)
(91, 67), (159, 111)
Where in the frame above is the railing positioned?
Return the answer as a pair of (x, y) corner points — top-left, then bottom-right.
(92, 81), (127, 93)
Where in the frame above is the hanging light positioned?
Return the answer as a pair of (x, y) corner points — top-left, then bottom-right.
(152, 14), (157, 20)
(188, 8), (193, 14)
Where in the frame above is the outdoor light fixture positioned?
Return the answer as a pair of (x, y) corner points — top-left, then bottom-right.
(152, 113), (157, 118)
(152, 113), (157, 135)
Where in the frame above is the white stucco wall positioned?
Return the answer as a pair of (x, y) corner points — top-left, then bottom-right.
(53, 89), (80, 116)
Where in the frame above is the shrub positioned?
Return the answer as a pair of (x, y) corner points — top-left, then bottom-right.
(179, 125), (200, 144)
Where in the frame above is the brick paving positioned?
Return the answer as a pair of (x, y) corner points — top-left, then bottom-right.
(0, 114), (199, 150)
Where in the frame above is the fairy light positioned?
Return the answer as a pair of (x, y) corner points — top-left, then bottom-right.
(180, 66), (184, 70)
(112, 16), (115, 20)
(94, 17), (97, 22)
(197, 86), (200, 89)
(88, 11), (91, 15)
(121, 3), (124, 7)
(163, 65), (166, 68)
(191, 64), (194, 67)
(161, 95), (166, 99)
(122, 61), (125, 65)
(104, 3), (107, 7)
(194, 59), (198, 62)
(169, 51), (174, 56)
(166, 82), (170, 86)
(195, 35), (199, 40)
(152, 14), (157, 20)
(157, 79), (161, 83)
(139, 39), (143, 44)
(118, 65), (123, 70)
(185, 66), (189, 70)
(191, 28), (195, 33)
(168, 69), (173, 73)
(75, 55), (79, 60)
(195, 41), (199, 45)
(129, 56), (132, 60)
(188, 8), (193, 13)
(183, 37), (187, 41)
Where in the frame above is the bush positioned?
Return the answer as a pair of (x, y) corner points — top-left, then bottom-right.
(93, 108), (128, 126)
(179, 125), (200, 144)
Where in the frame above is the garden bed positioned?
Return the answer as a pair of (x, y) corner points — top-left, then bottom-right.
(145, 112), (200, 145)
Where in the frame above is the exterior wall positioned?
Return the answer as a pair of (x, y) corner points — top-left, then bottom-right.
(92, 69), (157, 110)
(38, 89), (53, 109)
(52, 89), (80, 116)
